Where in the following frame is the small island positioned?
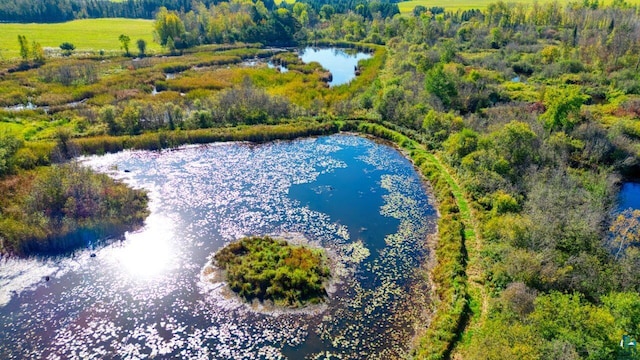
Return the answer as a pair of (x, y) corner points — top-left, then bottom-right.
(212, 236), (331, 307)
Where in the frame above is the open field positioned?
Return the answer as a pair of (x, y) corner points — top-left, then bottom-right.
(0, 18), (160, 59)
(398, 0), (640, 13)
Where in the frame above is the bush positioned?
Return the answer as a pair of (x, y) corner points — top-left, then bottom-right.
(213, 236), (331, 307)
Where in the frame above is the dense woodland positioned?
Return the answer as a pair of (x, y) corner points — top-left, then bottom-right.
(0, 0), (222, 22)
(0, 0), (398, 24)
(2, 0), (640, 358)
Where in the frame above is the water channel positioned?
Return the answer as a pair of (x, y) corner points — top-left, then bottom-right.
(298, 47), (372, 87)
(0, 134), (436, 359)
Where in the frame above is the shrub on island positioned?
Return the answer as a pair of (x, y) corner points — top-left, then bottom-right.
(213, 236), (331, 307)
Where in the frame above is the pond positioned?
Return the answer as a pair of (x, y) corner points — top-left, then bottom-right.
(0, 134), (436, 359)
(299, 47), (372, 87)
(619, 182), (640, 211)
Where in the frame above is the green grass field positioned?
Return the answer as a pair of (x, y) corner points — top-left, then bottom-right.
(0, 18), (160, 59)
(399, 0), (640, 13)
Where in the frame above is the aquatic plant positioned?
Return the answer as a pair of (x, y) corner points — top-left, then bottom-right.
(213, 236), (331, 307)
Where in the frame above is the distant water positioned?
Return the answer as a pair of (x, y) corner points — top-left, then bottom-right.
(299, 47), (372, 87)
(0, 135), (436, 359)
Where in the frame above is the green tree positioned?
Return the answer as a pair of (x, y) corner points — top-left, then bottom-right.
(530, 292), (618, 359)
(118, 34), (131, 56)
(540, 86), (589, 132)
(491, 120), (538, 169)
(412, 5), (427, 17)
(425, 63), (458, 107)
(17, 35), (29, 61)
(59, 42), (75, 56)
(490, 27), (505, 49)
(319, 4), (335, 20)
(292, 3), (310, 26)
(136, 39), (147, 57)
(154, 7), (186, 46)
(166, 37), (176, 55)
(541, 45), (560, 64)
(440, 39), (456, 63)
(375, 84), (405, 122)
(120, 103), (141, 135)
(422, 110), (464, 143)
(603, 292), (640, 340)
(99, 105), (119, 135)
(444, 128), (479, 164)
(31, 41), (45, 64)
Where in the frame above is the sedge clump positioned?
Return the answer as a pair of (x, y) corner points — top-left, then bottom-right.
(213, 236), (330, 307)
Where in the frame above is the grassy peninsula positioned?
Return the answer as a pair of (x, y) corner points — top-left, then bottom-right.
(212, 236), (331, 307)
(0, 163), (148, 256)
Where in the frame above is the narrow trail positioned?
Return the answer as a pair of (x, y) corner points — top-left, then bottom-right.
(424, 150), (488, 355)
(351, 122), (488, 357)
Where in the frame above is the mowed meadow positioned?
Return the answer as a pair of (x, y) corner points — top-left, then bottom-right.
(0, 18), (160, 58)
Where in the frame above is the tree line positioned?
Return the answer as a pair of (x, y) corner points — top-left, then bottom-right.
(0, 0), (220, 23)
(150, 0), (398, 50)
(0, 0), (398, 24)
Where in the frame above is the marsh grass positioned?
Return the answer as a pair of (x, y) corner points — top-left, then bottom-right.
(212, 236), (331, 307)
(73, 121), (340, 154)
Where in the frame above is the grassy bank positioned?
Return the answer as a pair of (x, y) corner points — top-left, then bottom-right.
(72, 121), (340, 155)
(355, 122), (472, 359)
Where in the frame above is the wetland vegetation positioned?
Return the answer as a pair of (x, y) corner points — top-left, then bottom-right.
(2, 0), (640, 358)
(212, 236), (331, 307)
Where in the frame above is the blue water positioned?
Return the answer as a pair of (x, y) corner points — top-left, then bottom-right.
(299, 47), (372, 87)
(619, 182), (640, 211)
(0, 135), (436, 359)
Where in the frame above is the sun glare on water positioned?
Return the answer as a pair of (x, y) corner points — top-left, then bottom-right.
(111, 214), (175, 279)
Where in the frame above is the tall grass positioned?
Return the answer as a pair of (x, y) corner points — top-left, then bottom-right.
(73, 121), (340, 154)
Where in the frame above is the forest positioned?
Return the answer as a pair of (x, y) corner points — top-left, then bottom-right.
(1, 0), (640, 358)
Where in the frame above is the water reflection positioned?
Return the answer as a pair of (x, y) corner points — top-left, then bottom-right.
(619, 182), (640, 211)
(299, 47), (372, 87)
(0, 135), (436, 359)
(111, 214), (175, 279)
